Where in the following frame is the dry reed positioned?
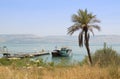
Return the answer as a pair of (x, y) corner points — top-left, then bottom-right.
(0, 65), (120, 79)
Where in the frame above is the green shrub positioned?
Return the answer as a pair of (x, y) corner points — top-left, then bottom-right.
(82, 43), (120, 67)
(93, 43), (120, 67)
(0, 58), (35, 67)
(0, 58), (12, 66)
(12, 58), (35, 67)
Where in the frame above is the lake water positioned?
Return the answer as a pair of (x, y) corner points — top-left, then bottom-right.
(0, 41), (120, 63)
(1, 42), (120, 61)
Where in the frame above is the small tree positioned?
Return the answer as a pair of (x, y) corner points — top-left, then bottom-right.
(68, 9), (100, 65)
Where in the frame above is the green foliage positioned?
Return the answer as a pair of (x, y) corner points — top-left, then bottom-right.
(0, 57), (73, 68)
(35, 59), (47, 67)
(47, 62), (55, 67)
(0, 58), (12, 66)
(12, 58), (35, 67)
(79, 56), (89, 65)
(0, 58), (35, 67)
(82, 43), (120, 67)
(92, 43), (120, 67)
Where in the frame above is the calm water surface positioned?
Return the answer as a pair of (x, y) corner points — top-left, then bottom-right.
(0, 42), (120, 63)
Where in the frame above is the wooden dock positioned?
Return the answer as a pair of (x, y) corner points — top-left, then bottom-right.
(2, 52), (50, 59)
(0, 46), (50, 59)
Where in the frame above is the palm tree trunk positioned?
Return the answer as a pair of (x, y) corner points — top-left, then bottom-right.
(85, 32), (92, 65)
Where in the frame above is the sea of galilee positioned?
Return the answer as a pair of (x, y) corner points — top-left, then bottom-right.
(0, 35), (120, 62)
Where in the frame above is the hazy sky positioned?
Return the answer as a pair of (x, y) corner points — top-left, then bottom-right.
(0, 0), (120, 36)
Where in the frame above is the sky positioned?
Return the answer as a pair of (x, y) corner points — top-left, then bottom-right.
(0, 0), (120, 36)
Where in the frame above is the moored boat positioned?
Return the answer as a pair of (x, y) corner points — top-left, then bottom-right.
(51, 47), (72, 57)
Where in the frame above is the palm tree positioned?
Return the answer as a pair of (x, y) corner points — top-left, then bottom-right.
(67, 9), (101, 65)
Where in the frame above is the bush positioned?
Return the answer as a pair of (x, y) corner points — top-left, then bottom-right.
(93, 43), (120, 67)
(0, 58), (35, 67)
(82, 43), (120, 67)
(0, 58), (12, 66)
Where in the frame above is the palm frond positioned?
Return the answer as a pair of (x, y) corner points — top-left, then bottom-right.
(78, 9), (83, 16)
(90, 18), (100, 24)
(88, 25), (101, 31)
(67, 24), (82, 35)
(79, 9), (88, 24)
(89, 28), (94, 36)
(72, 14), (81, 23)
(78, 31), (84, 47)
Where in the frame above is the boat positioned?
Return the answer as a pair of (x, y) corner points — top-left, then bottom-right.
(51, 47), (72, 57)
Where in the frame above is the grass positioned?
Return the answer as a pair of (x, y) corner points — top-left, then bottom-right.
(0, 64), (120, 79)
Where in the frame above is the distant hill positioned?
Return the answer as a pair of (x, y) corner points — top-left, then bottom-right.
(0, 34), (41, 43)
(90, 35), (120, 45)
(0, 34), (120, 44)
